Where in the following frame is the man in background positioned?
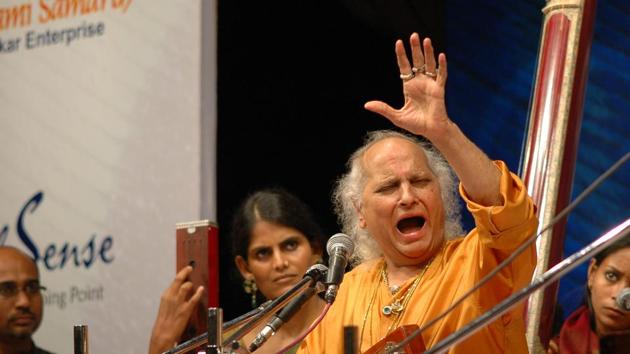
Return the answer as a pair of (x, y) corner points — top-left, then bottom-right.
(0, 246), (54, 354)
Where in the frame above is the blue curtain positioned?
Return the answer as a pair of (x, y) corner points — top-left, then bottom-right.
(446, 0), (630, 320)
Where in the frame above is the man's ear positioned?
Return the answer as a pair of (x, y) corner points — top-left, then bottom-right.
(352, 199), (368, 229)
(359, 217), (367, 228)
(235, 255), (252, 279)
(587, 258), (597, 290)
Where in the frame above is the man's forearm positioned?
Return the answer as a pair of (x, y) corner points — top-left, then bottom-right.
(430, 120), (501, 206)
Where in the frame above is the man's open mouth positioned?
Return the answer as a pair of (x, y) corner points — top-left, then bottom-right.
(397, 216), (426, 234)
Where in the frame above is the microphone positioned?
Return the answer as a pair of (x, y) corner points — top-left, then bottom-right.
(616, 287), (630, 312)
(304, 263), (329, 283)
(324, 233), (354, 303)
(247, 264), (328, 352)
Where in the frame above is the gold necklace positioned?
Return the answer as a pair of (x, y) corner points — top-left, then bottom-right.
(381, 266), (421, 317)
(382, 262), (431, 333)
(359, 270), (380, 350)
(359, 259), (433, 349)
(382, 268), (401, 295)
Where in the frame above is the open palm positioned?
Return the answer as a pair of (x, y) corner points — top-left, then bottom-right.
(365, 34), (451, 141)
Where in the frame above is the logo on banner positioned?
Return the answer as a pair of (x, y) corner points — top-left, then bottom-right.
(1, 191), (114, 310)
(0, 0), (133, 54)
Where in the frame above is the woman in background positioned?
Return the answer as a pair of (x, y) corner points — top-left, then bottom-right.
(548, 236), (630, 354)
(231, 188), (327, 354)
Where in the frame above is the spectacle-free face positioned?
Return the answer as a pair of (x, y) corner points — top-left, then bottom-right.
(0, 248), (44, 341)
(235, 221), (321, 300)
(588, 247), (630, 336)
(358, 137), (445, 267)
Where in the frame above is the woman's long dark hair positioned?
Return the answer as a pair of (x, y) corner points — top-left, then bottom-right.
(593, 236), (630, 266)
(230, 187), (326, 261)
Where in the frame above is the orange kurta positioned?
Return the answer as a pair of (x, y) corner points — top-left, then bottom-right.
(298, 161), (538, 353)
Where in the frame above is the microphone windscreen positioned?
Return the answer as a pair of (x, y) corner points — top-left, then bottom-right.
(616, 287), (630, 312)
(326, 233), (355, 257)
(305, 263), (328, 281)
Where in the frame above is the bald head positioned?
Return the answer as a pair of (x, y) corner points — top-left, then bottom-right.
(0, 246), (43, 344)
(0, 247), (38, 271)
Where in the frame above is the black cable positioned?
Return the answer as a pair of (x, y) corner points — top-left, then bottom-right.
(388, 151), (630, 352)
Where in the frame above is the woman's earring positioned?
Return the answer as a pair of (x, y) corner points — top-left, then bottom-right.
(243, 278), (258, 308)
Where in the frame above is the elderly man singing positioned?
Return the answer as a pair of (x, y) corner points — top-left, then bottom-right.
(298, 33), (538, 353)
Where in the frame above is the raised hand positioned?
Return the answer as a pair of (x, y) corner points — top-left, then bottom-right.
(366, 33), (501, 206)
(148, 266), (204, 354)
(365, 33), (450, 142)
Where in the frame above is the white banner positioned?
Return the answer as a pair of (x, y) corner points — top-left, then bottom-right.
(0, 1), (216, 353)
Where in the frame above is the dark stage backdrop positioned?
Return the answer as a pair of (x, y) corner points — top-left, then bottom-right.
(216, 0), (629, 328)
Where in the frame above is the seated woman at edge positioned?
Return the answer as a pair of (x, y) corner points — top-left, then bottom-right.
(297, 33), (538, 353)
(548, 236), (630, 354)
(148, 188), (328, 354)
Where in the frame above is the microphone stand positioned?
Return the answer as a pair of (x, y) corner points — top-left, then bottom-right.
(207, 308), (223, 354)
(73, 325), (88, 354)
(248, 286), (317, 352)
(163, 300), (272, 354)
(222, 276), (314, 351)
(390, 218), (630, 354)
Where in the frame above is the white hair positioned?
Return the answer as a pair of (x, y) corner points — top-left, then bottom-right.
(332, 130), (464, 265)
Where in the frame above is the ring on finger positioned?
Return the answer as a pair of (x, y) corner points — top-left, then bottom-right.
(423, 70), (437, 78)
(412, 65), (425, 74)
(399, 72), (415, 81)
